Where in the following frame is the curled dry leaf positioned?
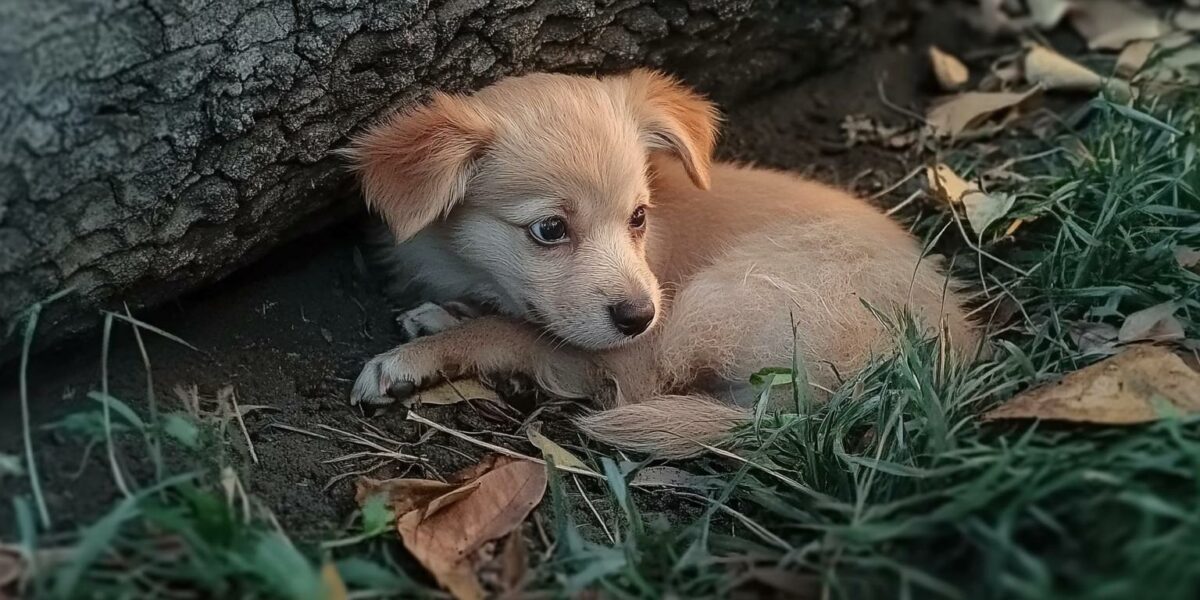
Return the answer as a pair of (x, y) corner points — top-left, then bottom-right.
(0, 547), (21, 589)
(1068, 321), (1120, 356)
(925, 89), (1041, 137)
(929, 46), (970, 91)
(985, 345), (1200, 424)
(1024, 44), (1132, 100)
(1118, 302), (1185, 344)
(926, 163), (1015, 234)
(1116, 40), (1156, 79)
(1068, 0), (1169, 50)
(406, 378), (499, 407)
(358, 456), (546, 600)
(525, 422), (597, 475)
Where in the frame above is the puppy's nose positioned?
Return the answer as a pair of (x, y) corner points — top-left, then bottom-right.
(609, 298), (655, 336)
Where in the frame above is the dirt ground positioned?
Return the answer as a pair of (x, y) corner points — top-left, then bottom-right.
(0, 12), (969, 539)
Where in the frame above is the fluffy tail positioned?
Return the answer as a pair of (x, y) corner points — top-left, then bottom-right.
(574, 394), (749, 459)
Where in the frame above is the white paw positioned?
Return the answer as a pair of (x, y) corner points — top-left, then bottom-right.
(395, 301), (476, 341)
(349, 349), (421, 410)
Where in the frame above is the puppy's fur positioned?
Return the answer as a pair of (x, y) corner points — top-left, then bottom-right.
(347, 70), (978, 457)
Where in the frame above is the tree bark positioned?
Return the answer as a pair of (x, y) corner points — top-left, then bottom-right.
(0, 0), (906, 360)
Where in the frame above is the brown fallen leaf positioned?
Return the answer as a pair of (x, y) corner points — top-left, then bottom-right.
(0, 547), (21, 589)
(926, 163), (1015, 234)
(1118, 302), (1185, 343)
(929, 46), (970, 91)
(926, 89), (1041, 137)
(1175, 247), (1200, 271)
(1023, 44), (1133, 100)
(407, 378), (499, 407)
(526, 422), (596, 474)
(1068, 320), (1120, 356)
(497, 531), (528, 597)
(372, 457), (547, 600)
(984, 345), (1200, 424)
(356, 477), (459, 517)
(1068, 0), (1169, 50)
(1116, 40), (1156, 78)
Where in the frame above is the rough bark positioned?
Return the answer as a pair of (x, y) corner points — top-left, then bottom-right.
(0, 0), (906, 359)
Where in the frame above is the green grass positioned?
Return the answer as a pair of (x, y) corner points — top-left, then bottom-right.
(7, 92), (1199, 599)
(536, 96), (1200, 598)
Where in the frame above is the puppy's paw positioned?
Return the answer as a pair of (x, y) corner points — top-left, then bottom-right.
(395, 302), (474, 342)
(350, 350), (422, 411)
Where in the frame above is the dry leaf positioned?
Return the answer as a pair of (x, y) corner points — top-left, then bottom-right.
(526, 422), (596, 474)
(929, 46), (970, 91)
(408, 378), (499, 407)
(396, 459), (546, 600)
(0, 547), (21, 589)
(321, 562), (349, 600)
(630, 466), (717, 490)
(422, 481), (482, 520)
(984, 346), (1200, 423)
(1068, 320), (1120, 356)
(964, 192), (1017, 235)
(1026, 0), (1072, 29)
(1068, 0), (1169, 50)
(1119, 302), (1185, 343)
(497, 532), (528, 595)
(356, 477), (459, 516)
(926, 89), (1040, 137)
(1175, 9), (1200, 31)
(1175, 247), (1200, 271)
(926, 164), (977, 204)
(1024, 44), (1134, 100)
(926, 164), (1014, 234)
(1116, 40), (1156, 78)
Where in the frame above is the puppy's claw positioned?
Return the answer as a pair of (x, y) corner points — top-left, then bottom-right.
(350, 352), (417, 413)
(386, 379), (416, 401)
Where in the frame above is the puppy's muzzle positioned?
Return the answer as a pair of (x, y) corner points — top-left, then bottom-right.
(608, 298), (655, 337)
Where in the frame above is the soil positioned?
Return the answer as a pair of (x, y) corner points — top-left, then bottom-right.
(0, 10), (976, 540)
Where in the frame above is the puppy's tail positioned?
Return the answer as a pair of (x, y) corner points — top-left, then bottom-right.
(574, 394), (749, 459)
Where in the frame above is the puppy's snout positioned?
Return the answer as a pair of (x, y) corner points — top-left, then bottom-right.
(608, 298), (655, 337)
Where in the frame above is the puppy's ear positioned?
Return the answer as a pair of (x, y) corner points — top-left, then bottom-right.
(347, 93), (493, 241)
(624, 69), (719, 190)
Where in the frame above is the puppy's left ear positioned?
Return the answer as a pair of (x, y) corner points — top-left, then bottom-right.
(623, 69), (720, 190)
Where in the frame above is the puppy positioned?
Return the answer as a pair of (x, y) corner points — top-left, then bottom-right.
(347, 70), (978, 458)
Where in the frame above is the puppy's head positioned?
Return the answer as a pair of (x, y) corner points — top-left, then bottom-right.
(349, 70), (718, 349)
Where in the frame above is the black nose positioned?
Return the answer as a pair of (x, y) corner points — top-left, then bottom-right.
(609, 298), (655, 336)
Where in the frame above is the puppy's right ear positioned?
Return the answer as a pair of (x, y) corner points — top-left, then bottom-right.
(346, 93), (493, 241)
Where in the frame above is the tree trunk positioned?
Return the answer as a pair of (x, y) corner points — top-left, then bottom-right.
(0, 0), (907, 360)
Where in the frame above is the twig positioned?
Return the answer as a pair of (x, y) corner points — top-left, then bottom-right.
(871, 165), (924, 201)
(227, 388), (259, 464)
(574, 475), (614, 543)
(123, 304), (162, 484)
(264, 422), (329, 440)
(406, 411), (603, 479)
(100, 313), (132, 498)
(884, 189), (924, 216)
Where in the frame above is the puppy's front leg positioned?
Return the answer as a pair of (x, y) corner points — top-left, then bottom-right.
(350, 317), (597, 409)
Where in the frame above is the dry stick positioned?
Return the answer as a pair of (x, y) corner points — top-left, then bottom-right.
(406, 411), (603, 480)
(123, 304), (162, 483)
(264, 422), (329, 440)
(227, 388), (259, 464)
(573, 475), (615, 544)
(872, 165), (925, 201)
(884, 189), (924, 216)
(100, 313), (133, 498)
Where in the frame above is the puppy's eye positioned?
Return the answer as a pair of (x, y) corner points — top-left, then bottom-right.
(629, 206), (647, 230)
(529, 216), (569, 245)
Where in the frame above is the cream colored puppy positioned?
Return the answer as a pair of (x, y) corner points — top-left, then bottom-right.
(348, 70), (977, 457)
